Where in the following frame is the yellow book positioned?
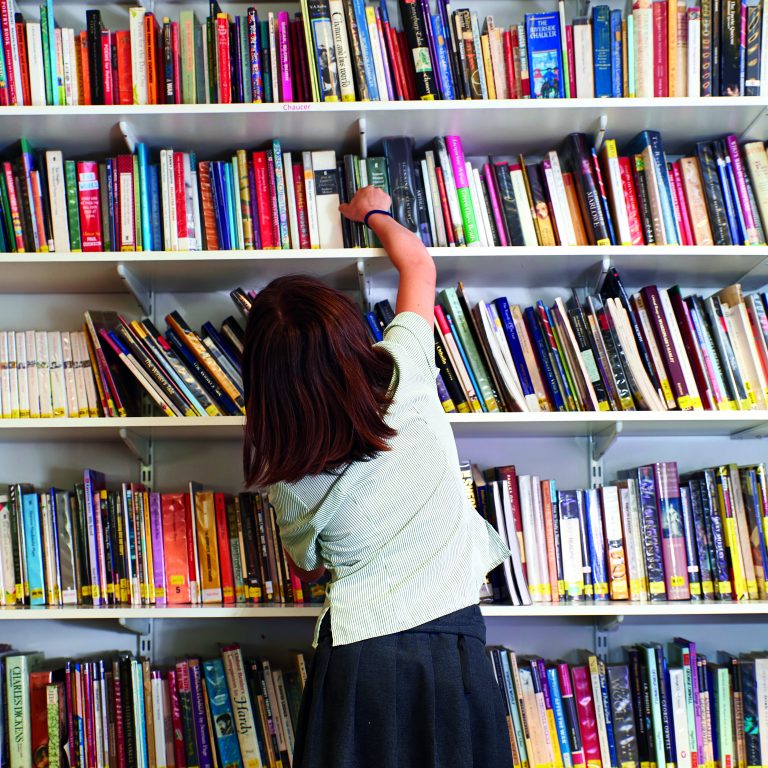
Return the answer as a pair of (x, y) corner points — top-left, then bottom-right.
(510, 652), (540, 768)
(141, 490), (156, 604)
(717, 466), (749, 600)
(727, 465), (759, 600)
(481, 34), (496, 98)
(194, 490), (223, 604)
(667, 0), (677, 95)
(588, 655), (613, 768)
(237, 150), (255, 250)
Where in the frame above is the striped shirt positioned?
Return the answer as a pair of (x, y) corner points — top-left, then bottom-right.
(269, 311), (511, 646)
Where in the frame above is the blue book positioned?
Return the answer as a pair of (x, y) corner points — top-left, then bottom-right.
(493, 297), (535, 398)
(524, 306), (565, 411)
(499, 653), (529, 767)
(592, 5), (612, 98)
(525, 13), (565, 98)
(576, 490), (594, 597)
(212, 163), (231, 250)
(247, 9), (262, 102)
(21, 491), (45, 605)
(715, 145), (742, 244)
(446, 312), (487, 413)
(203, 659), (244, 768)
(148, 165), (163, 250)
(137, 143), (152, 251)
(272, 140), (290, 248)
(625, 131), (680, 244)
(431, 14), (455, 100)
(353, 0), (380, 99)
(584, 488), (608, 600)
(365, 312), (384, 342)
(224, 163), (238, 249)
(546, 666), (573, 766)
(590, 146), (618, 245)
(722, 143), (747, 244)
(597, 661), (620, 768)
(202, 321), (241, 372)
(610, 10), (623, 97)
(190, 661), (214, 768)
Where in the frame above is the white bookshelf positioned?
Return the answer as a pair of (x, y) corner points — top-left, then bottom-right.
(2, 0), (768, 665)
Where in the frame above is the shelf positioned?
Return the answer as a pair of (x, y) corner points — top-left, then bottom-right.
(1, 99), (765, 155)
(1, 601), (768, 620)
(2, 246), (767, 295)
(2, 412), (768, 443)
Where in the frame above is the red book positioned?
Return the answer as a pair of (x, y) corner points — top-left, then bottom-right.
(502, 29), (516, 99)
(167, 670), (187, 768)
(183, 492), (198, 602)
(495, 465), (527, 580)
(434, 165), (456, 246)
(16, 21), (31, 106)
(266, 150), (281, 246)
(83, 664), (97, 768)
(252, 151), (275, 248)
(618, 156), (645, 245)
(79, 31), (92, 105)
(161, 492), (191, 604)
(382, 19), (405, 100)
(30, 671), (53, 768)
(3, 162), (24, 251)
(216, 14), (231, 103)
(115, 30), (133, 105)
(214, 492), (236, 605)
(76, 161), (103, 252)
(566, 24), (576, 98)
(510, 26), (522, 99)
(171, 20), (181, 105)
(292, 161), (311, 248)
(29, 170), (49, 251)
(0, 0), (17, 105)
(572, 665), (602, 768)
(172, 151), (188, 248)
(653, 1), (668, 96)
(101, 29), (113, 105)
(671, 161), (694, 246)
(117, 154), (136, 251)
(287, 562), (305, 603)
(145, 12), (160, 104)
(391, 28), (409, 99)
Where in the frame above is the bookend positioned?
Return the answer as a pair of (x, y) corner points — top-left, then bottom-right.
(594, 615), (625, 660)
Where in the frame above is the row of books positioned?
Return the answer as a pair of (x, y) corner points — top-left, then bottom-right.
(0, 471), (327, 608)
(489, 640), (768, 768)
(467, 459), (768, 608)
(381, 133), (768, 249)
(0, 308), (246, 419)
(4, 131), (767, 255)
(1, 0), (764, 108)
(389, 273), (768, 414)
(0, 644), (306, 768)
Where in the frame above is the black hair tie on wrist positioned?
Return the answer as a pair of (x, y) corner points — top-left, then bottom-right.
(364, 209), (393, 228)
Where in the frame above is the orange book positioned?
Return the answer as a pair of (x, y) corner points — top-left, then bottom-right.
(194, 490), (223, 604)
(562, 172), (589, 245)
(197, 161), (219, 250)
(79, 31), (92, 105)
(161, 493), (190, 604)
(680, 156), (715, 245)
(540, 480), (561, 602)
(30, 670), (54, 765)
(145, 12), (160, 104)
(115, 30), (133, 105)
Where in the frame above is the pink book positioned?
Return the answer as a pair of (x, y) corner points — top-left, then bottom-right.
(483, 163), (508, 246)
(101, 30), (113, 105)
(278, 11), (293, 102)
(653, 461), (691, 600)
(558, 663), (586, 768)
(670, 163), (694, 246)
(149, 492), (167, 606)
(566, 24), (577, 98)
(172, 21), (182, 106)
(571, 665), (602, 768)
(726, 134), (759, 244)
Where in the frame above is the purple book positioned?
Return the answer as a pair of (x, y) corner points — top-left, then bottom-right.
(483, 163), (508, 246)
(188, 659), (214, 768)
(278, 11), (293, 102)
(725, 134), (759, 244)
(149, 492), (167, 606)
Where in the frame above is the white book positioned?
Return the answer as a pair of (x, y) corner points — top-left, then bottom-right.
(201, 21), (211, 103)
(222, 645), (265, 768)
(472, 165), (495, 247)
(46, 150), (71, 253)
(183, 153), (198, 251)
(26, 23), (46, 106)
(0, 332), (11, 418)
(268, 13), (280, 104)
(633, 3), (654, 97)
(151, 675), (168, 768)
(0, 495), (15, 605)
(60, 332), (79, 418)
(687, 13), (701, 96)
(573, 20), (595, 98)
(554, 297), (599, 410)
(159, 150), (172, 251)
(4, 0), (23, 105)
(466, 163), (489, 247)
(329, 0), (355, 101)
(36, 331), (53, 418)
(73, 332), (96, 417)
(547, 151), (576, 246)
(66, 28), (79, 106)
(25, 330), (40, 417)
(518, 475), (543, 602)
(509, 165), (538, 246)
(734, 299), (768, 407)
(486, 19), (507, 99)
(756, 657), (768, 764)
(500, 479), (532, 604)
(39, 494), (58, 604)
(589, 658), (613, 768)
(490, 481), (521, 606)
(302, 151), (321, 249)
(669, 667), (692, 768)
(15, 333), (28, 418)
(421, 159), (438, 246)
(47, 331), (67, 418)
(311, 150), (344, 249)
(283, 152), (301, 249)
(435, 140), (463, 245)
(167, 150), (180, 251)
(61, 28), (74, 105)
(366, 6), (389, 101)
(660, 289), (703, 408)
(600, 485), (628, 598)
(425, 151), (448, 247)
(558, 491), (584, 599)
(603, 148), (632, 245)
(54, 28), (65, 104)
(129, 7), (148, 105)
(7, 332), (18, 419)
(272, 669), (296, 758)
(543, 158), (574, 246)
(618, 484), (646, 601)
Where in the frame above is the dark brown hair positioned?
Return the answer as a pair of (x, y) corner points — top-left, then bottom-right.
(242, 275), (395, 488)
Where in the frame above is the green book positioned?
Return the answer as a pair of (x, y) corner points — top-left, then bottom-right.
(260, 20), (272, 103)
(180, 10), (197, 105)
(438, 287), (499, 412)
(63, 161), (81, 251)
(239, 15), (252, 104)
(0, 172), (16, 252)
(365, 157), (389, 248)
(6, 652), (44, 768)
(642, 644), (666, 768)
(40, 3), (53, 106)
(194, 22), (207, 104)
(206, 17), (217, 104)
(46, 684), (61, 768)
(712, 661), (734, 768)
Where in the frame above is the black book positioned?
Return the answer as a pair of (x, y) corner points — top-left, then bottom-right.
(86, 10), (103, 104)
(230, 19), (243, 104)
(398, 0), (439, 98)
(342, 155), (362, 247)
(374, 299), (395, 329)
(631, 155), (655, 245)
(720, 0), (741, 94)
(434, 331), (469, 412)
(206, 17), (217, 103)
(653, 645), (676, 768)
(607, 665), (640, 768)
(695, 142), (732, 244)
(72, 485), (91, 605)
(253, 494), (274, 602)
(745, 1), (762, 96)
(712, 0), (721, 95)
(446, 10), (469, 100)
(12, 159), (36, 252)
(479, 170), (501, 246)
(336, 160), (353, 248)
(565, 294), (611, 409)
(237, 493), (263, 603)
(163, 19), (174, 103)
(626, 647), (652, 768)
(119, 655), (138, 768)
(7, 484), (28, 605)
(413, 162), (433, 246)
(491, 160), (524, 245)
(383, 136), (421, 236)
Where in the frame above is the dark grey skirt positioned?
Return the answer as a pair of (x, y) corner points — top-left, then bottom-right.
(292, 604), (514, 768)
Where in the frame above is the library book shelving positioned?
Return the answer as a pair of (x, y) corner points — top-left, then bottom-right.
(1, 0), (768, 672)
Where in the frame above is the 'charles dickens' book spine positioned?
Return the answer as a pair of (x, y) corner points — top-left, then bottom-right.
(637, 466), (667, 600)
(398, 0), (438, 98)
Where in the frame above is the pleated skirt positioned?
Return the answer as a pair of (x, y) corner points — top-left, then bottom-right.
(292, 604), (514, 768)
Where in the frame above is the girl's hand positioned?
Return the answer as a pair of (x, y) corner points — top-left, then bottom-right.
(339, 185), (392, 223)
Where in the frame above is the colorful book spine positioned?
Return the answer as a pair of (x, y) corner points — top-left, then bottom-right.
(445, 135), (480, 245)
